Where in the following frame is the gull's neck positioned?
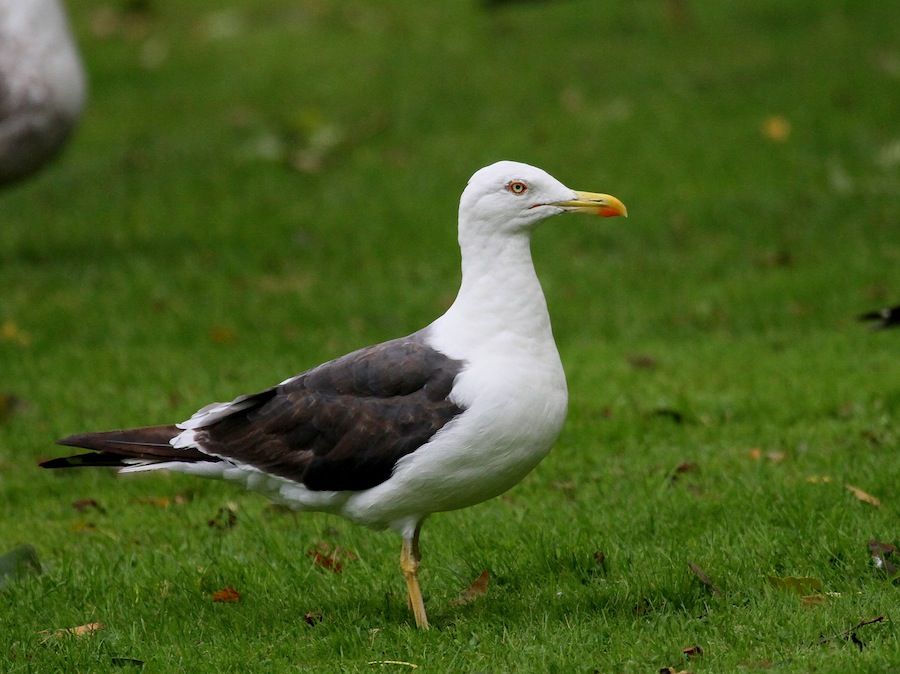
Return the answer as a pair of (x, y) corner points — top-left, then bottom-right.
(429, 219), (556, 360)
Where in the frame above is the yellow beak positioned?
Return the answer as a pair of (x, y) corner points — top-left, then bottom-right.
(552, 191), (628, 218)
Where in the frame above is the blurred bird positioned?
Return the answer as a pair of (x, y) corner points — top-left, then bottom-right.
(859, 305), (900, 329)
(41, 161), (627, 629)
(0, 0), (86, 185)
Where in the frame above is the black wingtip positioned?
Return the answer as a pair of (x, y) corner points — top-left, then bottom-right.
(40, 455), (80, 469)
(858, 305), (900, 330)
(40, 452), (124, 469)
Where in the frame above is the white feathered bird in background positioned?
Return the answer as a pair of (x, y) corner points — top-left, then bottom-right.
(0, 0), (85, 185)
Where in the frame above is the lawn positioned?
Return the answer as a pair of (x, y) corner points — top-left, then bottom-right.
(1, 0), (899, 671)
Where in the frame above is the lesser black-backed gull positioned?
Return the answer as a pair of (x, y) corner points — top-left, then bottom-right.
(41, 161), (627, 629)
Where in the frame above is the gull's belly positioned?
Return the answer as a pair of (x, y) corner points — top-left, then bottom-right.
(342, 357), (568, 527)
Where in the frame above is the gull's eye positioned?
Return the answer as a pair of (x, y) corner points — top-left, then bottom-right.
(506, 180), (528, 195)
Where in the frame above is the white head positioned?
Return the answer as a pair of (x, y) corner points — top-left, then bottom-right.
(458, 161), (627, 235)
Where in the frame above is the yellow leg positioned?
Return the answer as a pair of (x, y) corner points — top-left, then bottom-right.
(400, 523), (429, 630)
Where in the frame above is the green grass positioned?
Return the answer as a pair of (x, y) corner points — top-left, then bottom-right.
(2, 0), (899, 671)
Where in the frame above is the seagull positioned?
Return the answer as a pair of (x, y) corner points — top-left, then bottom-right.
(859, 304), (900, 329)
(41, 161), (627, 629)
(0, 0), (86, 185)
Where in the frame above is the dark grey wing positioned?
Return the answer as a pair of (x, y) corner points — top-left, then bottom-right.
(194, 333), (466, 491)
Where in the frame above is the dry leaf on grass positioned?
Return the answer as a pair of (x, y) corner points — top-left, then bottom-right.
(39, 622), (104, 642)
(767, 575), (823, 595)
(670, 462), (699, 484)
(628, 354), (658, 370)
(304, 611), (323, 626)
(0, 392), (25, 423)
(307, 542), (357, 573)
(0, 320), (31, 347)
(687, 561), (721, 595)
(208, 503), (238, 529)
(659, 668), (691, 674)
(846, 485), (880, 507)
(801, 594), (826, 606)
(211, 587), (241, 603)
(593, 550), (608, 574)
(72, 498), (106, 514)
(761, 115), (791, 142)
(451, 569), (489, 606)
(681, 644), (703, 657)
(748, 448), (785, 463)
(209, 325), (237, 345)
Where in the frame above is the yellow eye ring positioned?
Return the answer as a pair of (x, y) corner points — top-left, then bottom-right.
(507, 180), (528, 195)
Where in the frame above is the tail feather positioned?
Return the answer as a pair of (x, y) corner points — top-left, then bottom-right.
(41, 424), (219, 469)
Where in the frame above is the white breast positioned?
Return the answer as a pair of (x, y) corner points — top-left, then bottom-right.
(340, 326), (568, 529)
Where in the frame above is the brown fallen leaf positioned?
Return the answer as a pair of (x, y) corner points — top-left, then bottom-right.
(658, 668), (691, 674)
(801, 594), (826, 606)
(747, 448), (785, 463)
(307, 542), (357, 573)
(664, 0), (691, 27)
(211, 587), (241, 603)
(72, 498), (106, 514)
(308, 551), (342, 573)
(39, 622), (104, 642)
(304, 611), (323, 626)
(208, 503), (238, 529)
(628, 354), (658, 370)
(0, 392), (25, 423)
(0, 320), (31, 347)
(62, 622), (105, 636)
(681, 644), (703, 657)
(846, 485), (881, 507)
(687, 561), (721, 595)
(755, 249), (794, 269)
(209, 325), (237, 345)
(761, 115), (791, 142)
(670, 462), (699, 484)
(767, 575), (823, 595)
(451, 569), (489, 606)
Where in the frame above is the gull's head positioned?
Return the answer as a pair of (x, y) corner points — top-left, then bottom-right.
(459, 160), (627, 234)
